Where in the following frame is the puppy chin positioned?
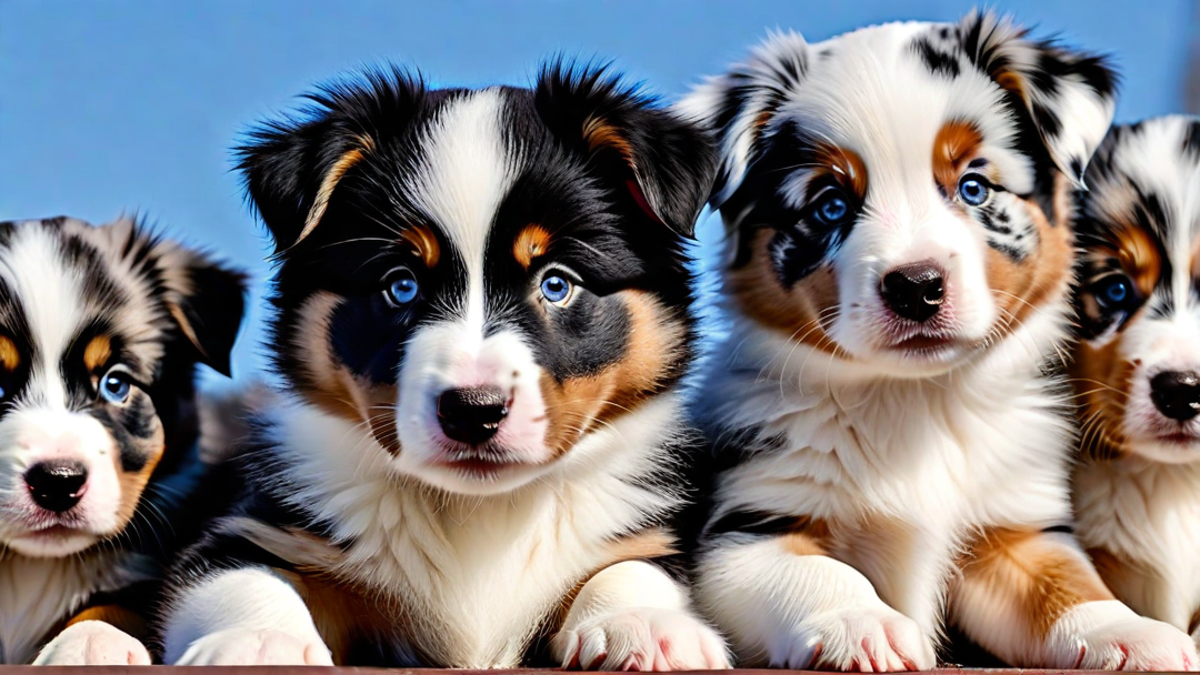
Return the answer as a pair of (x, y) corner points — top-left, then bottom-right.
(5, 527), (98, 558)
(392, 422), (557, 497)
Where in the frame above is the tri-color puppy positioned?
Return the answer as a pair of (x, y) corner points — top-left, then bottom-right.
(158, 64), (728, 669)
(0, 216), (245, 664)
(680, 12), (1198, 671)
(1071, 116), (1200, 645)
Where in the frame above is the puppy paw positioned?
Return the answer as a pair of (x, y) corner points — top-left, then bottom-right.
(767, 604), (936, 671)
(553, 607), (731, 671)
(33, 620), (152, 665)
(173, 628), (333, 666)
(1045, 600), (1198, 671)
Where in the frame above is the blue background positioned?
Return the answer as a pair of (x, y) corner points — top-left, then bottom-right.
(1, 0), (1194, 383)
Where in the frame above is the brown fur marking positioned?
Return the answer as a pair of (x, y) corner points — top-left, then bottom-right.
(67, 605), (147, 640)
(83, 335), (112, 372)
(399, 223), (441, 269)
(959, 528), (1113, 640)
(0, 335), (19, 371)
(538, 291), (685, 456)
(514, 224), (552, 270)
(727, 229), (841, 354)
(933, 120), (985, 194)
(298, 138), (375, 245)
(813, 144), (869, 199)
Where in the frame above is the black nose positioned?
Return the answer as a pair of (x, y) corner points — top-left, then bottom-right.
(437, 386), (509, 445)
(1150, 371), (1200, 422)
(25, 459), (88, 513)
(881, 261), (946, 323)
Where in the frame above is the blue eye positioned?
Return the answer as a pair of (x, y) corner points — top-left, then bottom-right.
(813, 192), (851, 225)
(383, 269), (419, 307)
(1096, 275), (1134, 309)
(958, 174), (990, 206)
(100, 371), (131, 405)
(540, 274), (573, 305)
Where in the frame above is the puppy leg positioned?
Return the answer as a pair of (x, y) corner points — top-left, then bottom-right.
(161, 567), (333, 666)
(693, 533), (935, 671)
(551, 560), (730, 671)
(953, 527), (1197, 670)
(34, 606), (150, 665)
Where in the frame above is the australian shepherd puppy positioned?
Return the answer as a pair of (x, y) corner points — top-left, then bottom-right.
(1071, 116), (1200, 645)
(0, 216), (245, 664)
(158, 64), (728, 669)
(679, 12), (1199, 671)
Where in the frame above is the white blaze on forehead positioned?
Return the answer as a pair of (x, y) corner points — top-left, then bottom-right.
(407, 89), (521, 334)
(0, 225), (83, 410)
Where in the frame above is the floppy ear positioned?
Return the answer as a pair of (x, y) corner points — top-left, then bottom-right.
(958, 10), (1118, 187)
(676, 32), (810, 208)
(155, 243), (248, 377)
(236, 67), (425, 253)
(534, 61), (717, 237)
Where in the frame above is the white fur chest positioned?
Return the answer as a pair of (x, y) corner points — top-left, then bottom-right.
(1074, 458), (1200, 630)
(0, 551), (147, 664)
(707, 339), (1074, 634)
(272, 396), (684, 667)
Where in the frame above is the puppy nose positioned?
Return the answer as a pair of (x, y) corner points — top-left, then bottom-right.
(1150, 371), (1200, 422)
(437, 386), (509, 445)
(24, 459), (88, 513)
(881, 261), (946, 323)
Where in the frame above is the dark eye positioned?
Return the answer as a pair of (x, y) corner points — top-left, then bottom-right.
(957, 174), (991, 206)
(812, 191), (853, 226)
(540, 273), (573, 305)
(100, 370), (132, 405)
(1094, 274), (1135, 311)
(383, 268), (419, 307)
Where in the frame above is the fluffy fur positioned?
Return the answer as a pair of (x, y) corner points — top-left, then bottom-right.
(158, 64), (728, 669)
(680, 12), (1197, 670)
(0, 216), (245, 664)
(1071, 116), (1200, 644)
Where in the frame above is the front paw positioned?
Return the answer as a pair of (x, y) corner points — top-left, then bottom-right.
(173, 628), (333, 666)
(767, 604), (935, 672)
(553, 607), (731, 671)
(33, 620), (152, 665)
(1044, 600), (1198, 671)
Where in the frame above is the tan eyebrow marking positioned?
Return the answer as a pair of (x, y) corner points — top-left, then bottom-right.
(84, 335), (113, 372)
(514, 224), (552, 270)
(398, 223), (440, 268)
(933, 120), (985, 194)
(812, 144), (868, 199)
(0, 335), (18, 371)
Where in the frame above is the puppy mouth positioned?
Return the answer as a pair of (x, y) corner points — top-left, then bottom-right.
(432, 444), (527, 477)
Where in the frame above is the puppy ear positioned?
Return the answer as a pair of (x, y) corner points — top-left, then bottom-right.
(958, 10), (1118, 187)
(535, 61), (717, 237)
(156, 244), (248, 377)
(676, 32), (810, 208)
(237, 67), (425, 253)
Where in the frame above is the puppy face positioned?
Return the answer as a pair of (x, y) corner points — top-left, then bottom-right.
(242, 66), (714, 496)
(0, 217), (244, 557)
(1072, 117), (1200, 463)
(681, 12), (1115, 377)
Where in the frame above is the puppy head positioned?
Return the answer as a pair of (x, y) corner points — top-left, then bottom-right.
(1072, 117), (1200, 463)
(681, 12), (1116, 377)
(242, 64), (715, 496)
(0, 217), (246, 557)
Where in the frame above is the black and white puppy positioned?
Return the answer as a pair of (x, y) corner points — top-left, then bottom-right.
(0, 216), (245, 664)
(159, 64), (727, 669)
(1071, 116), (1200, 646)
(680, 11), (1197, 671)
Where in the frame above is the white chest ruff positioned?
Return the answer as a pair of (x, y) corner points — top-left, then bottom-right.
(1074, 459), (1200, 630)
(267, 395), (685, 667)
(0, 551), (149, 664)
(707, 338), (1074, 632)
